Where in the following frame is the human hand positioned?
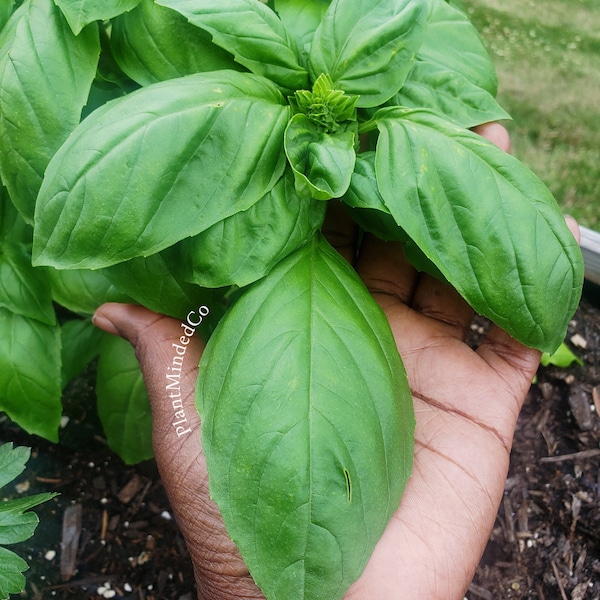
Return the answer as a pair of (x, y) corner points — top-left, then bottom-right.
(93, 122), (580, 599)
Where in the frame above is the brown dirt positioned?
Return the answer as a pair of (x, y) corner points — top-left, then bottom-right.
(2, 283), (599, 600)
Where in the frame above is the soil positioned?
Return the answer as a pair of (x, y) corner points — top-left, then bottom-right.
(1, 282), (599, 600)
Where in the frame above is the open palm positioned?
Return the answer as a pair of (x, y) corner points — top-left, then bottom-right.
(93, 124), (578, 599)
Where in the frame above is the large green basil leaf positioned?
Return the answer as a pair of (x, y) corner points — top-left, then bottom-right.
(309, 0), (427, 108)
(343, 152), (446, 280)
(96, 335), (153, 464)
(49, 269), (114, 316)
(198, 233), (414, 599)
(0, 0), (100, 223)
(101, 245), (219, 322)
(182, 169), (327, 288)
(156, 0), (308, 90)
(0, 187), (31, 245)
(374, 107), (584, 353)
(33, 71), (290, 270)
(393, 60), (510, 129)
(0, 245), (55, 325)
(61, 318), (105, 387)
(111, 0), (240, 86)
(285, 114), (356, 200)
(274, 0), (329, 62)
(0, 309), (62, 441)
(54, 0), (140, 34)
(390, 0), (508, 127)
(417, 0), (499, 96)
(0, 1), (15, 30)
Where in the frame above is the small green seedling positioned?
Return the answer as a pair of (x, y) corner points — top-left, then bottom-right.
(0, 443), (57, 600)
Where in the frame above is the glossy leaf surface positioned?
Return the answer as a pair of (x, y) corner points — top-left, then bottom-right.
(374, 107), (584, 352)
(418, 0), (499, 96)
(102, 245), (220, 321)
(96, 335), (153, 464)
(0, 310), (62, 441)
(0, 245), (54, 325)
(61, 318), (105, 387)
(274, 0), (329, 61)
(183, 170), (327, 288)
(198, 234), (414, 599)
(33, 71), (290, 269)
(156, 0), (309, 90)
(111, 0), (239, 86)
(392, 0), (508, 127)
(54, 0), (140, 34)
(285, 114), (356, 200)
(48, 269), (114, 316)
(0, 0), (100, 222)
(309, 0), (428, 107)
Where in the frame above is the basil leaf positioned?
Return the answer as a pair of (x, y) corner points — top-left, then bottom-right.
(390, 0), (509, 127)
(0, 187), (30, 244)
(417, 0), (499, 96)
(111, 0), (240, 86)
(343, 152), (447, 281)
(342, 151), (399, 239)
(96, 335), (153, 464)
(309, 0), (427, 107)
(0, 0), (100, 223)
(198, 233), (414, 599)
(183, 169), (327, 288)
(101, 245), (219, 322)
(61, 318), (105, 387)
(54, 0), (140, 35)
(393, 60), (510, 128)
(0, 244), (55, 325)
(33, 71), (290, 270)
(49, 269), (114, 316)
(285, 113), (356, 200)
(0, 1), (15, 30)
(374, 107), (584, 353)
(0, 309), (62, 442)
(156, 0), (309, 90)
(274, 0), (329, 62)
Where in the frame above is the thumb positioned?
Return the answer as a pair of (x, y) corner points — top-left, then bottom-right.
(93, 303), (263, 597)
(92, 302), (204, 449)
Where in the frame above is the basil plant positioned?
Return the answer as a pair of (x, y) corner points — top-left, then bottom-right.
(0, 0), (584, 597)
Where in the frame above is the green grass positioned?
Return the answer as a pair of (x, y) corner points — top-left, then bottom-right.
(461, 0), (600, 229)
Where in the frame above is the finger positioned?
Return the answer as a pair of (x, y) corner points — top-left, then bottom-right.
(471, 122), (511, 152)
(355, 235), (419, 304)
(565, 214), (581, 244)
(477, 324), (542, 405)
(410, 273), (475, 340)
(92, 302), (204, 444)
(94, 303), (263, 596)
(322, 200), (359, 264)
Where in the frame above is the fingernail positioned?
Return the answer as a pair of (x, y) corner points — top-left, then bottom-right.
(92, 311), (120, 336)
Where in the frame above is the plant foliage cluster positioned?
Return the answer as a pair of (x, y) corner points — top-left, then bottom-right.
(0, 0), (584, 597)
(0, 443), (56, 600)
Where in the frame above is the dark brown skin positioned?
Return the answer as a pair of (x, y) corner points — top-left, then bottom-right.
(93, 123), (580, 599)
